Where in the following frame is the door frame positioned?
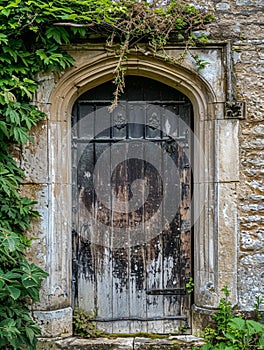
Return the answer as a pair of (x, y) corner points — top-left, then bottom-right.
(33, 46), (239, 337)
(71, 82), (194, 333)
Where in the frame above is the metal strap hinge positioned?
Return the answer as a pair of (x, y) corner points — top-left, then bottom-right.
(146, 288), (186, 295)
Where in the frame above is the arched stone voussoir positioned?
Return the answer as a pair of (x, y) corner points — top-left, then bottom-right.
(49, 51), (217, 122)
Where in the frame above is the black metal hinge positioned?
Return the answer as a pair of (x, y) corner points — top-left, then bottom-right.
(146, 288), (186, 295)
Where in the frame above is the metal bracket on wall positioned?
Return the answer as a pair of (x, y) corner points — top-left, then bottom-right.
(225, 100), (246, 119)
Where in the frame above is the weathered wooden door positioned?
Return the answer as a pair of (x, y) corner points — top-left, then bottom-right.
(72, 77), (192, 334)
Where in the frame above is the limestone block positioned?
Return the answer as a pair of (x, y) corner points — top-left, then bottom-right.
(21, 184), (48, 269)
(48, 121), (71, 184)
(216, 120), (239, 182)
(216, 2), (230, 10)
(21, 184), (53, 310)
(30, 182), (72, 310)
(134, 337), (193, 350)
(218, 272), (238, 305)
(41, 183), (72, 309)
(37, 336), (205, 350)
(63, 337), (133, 349)
(192, 182), (214, 260)
(194, 270), (218, 308)
(22, 184), (71, 310)
(241, 229), (264, 251)
(193, 182), (218, 308)
(236, 0), (264, 5)
(194, 49), (226, 103)
(163, 47), (226, 103)
(194, 120), (215, 184)
(34, 307), (72, 338)
(238, 253), (264, 309)
(21, 121), (48, 183)
(247, 180), (264, 193)
(235, 72), (264, 122)
(35, 72), (56, 105)
(242, 138), (264, 150)
(217, 183), (238, 274)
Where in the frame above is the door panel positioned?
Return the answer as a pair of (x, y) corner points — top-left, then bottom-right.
(72, 77), (192, 334)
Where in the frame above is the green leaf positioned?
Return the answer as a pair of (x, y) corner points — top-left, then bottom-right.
(0, 279), (5, 289)
(224, 331), (241, 345)
(6, 236), (19, 252)
(36, 48), (47, 61)
(259, 336), (264, 346)
(25, 327), (35, 344)
(245, 319), (264, 336)
(228, 317), (246, 331)
(200, 345), (213, 350)
(45, 26), (70, 45)
(7, 286), (21, 300)
(22, 278), (38, 288)
(12, 126), (30, 143)
(19, 85), (33, 99)
(0, 33), (8, 43)
(0, 121), (9, 137)
(6, 106), (20, 125)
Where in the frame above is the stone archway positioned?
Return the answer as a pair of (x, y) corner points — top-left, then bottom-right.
(31, 47), (239, 337)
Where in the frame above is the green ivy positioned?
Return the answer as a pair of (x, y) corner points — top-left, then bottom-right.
(0, 0), (215, 348)
(199, 287), (264, 350)
(73, 308), (105, 338)
(0, 151), (48, 348)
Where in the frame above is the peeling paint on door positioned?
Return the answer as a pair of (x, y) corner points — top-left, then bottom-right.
(72, 77), (192, 334)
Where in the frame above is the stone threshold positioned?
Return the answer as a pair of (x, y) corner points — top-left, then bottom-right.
(37, 335), (205, 349)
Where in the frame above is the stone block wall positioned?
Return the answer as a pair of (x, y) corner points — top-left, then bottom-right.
(191, 0), (264, 310)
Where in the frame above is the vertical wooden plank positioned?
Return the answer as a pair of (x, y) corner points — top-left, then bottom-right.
(111, 137), (130, 333)
(96, 245), (113, 333)
(71, 102), (79, 304)
(74, 96), (96, 314)
(128, 102), (144, 139)
(145, 105), (164, 333)
(146, 235), (164, 333)
(94, 104), (111, 139)
(75, 240), (95, 313)
(112, 247), (130, 333)
(77, 103), (94, 140)
(94, 141), (113, 333)
(129, 243), (146, 333)
(178, 104), (192, 329)
(127, 105), (147, 332)
(77, 200), (96, 314)
(162, 105), (183, 333)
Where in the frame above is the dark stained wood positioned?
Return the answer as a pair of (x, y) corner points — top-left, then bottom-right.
(72, 76), (192, 334)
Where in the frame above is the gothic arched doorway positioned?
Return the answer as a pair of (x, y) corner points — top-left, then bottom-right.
(72, 76), (193, 334)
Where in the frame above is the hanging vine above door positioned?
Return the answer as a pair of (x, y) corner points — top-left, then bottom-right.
(54, 1), (215, 109)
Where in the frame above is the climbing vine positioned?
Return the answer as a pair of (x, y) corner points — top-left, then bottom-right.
(0, 0), (215, 348)
(54, 0), (215, 108)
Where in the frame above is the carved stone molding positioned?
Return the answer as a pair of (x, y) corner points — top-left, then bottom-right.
(225, 100), (246, 119)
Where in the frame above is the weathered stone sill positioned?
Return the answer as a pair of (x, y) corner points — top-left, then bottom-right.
(37, 335), (205, 350)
